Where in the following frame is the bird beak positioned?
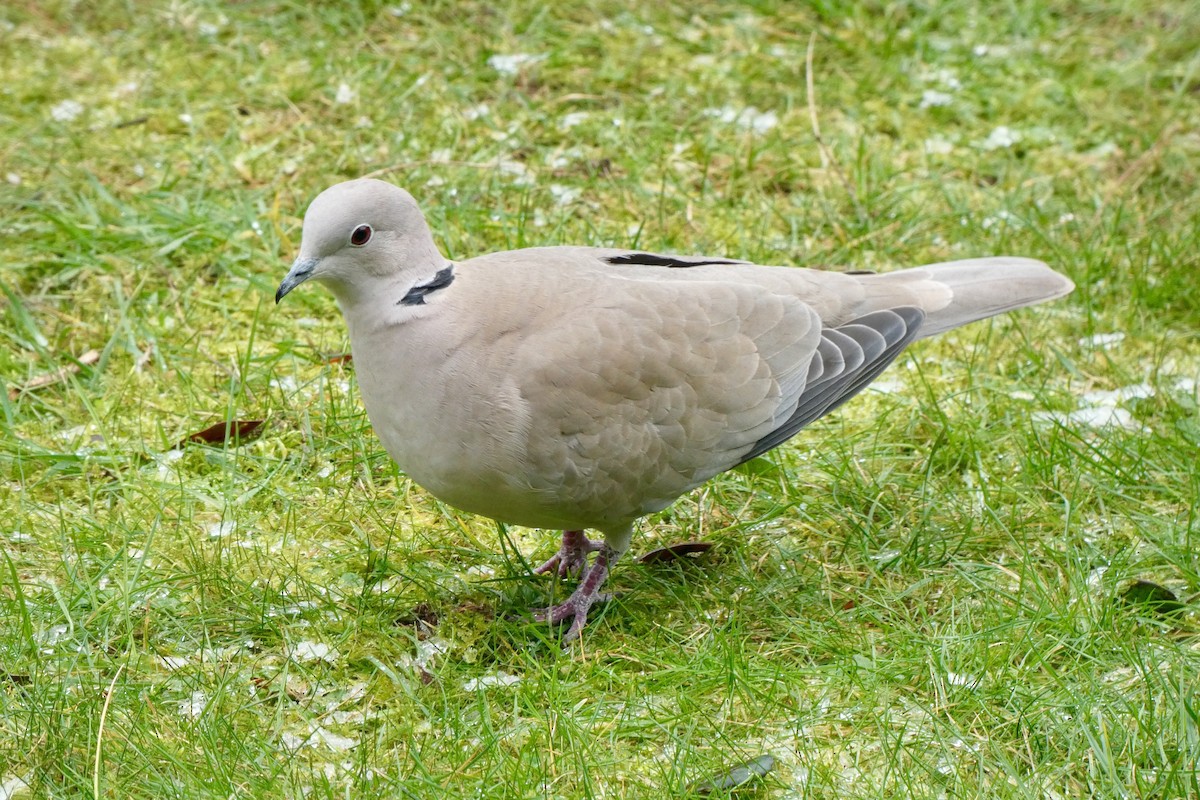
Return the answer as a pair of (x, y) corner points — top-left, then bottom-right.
(276, 257), (319, 304)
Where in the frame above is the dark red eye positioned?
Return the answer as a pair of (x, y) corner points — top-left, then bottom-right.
(350, 224), (372, 246)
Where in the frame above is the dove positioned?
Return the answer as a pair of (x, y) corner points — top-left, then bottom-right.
(276, 178), (1073, 641)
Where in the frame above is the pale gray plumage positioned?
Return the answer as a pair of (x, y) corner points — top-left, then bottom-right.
(277, 178), (1074, 641)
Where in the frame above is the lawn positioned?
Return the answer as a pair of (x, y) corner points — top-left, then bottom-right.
(2, 1), (1199, 797)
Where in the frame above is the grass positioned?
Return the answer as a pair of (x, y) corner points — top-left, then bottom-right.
(2, 0), (1199, 797)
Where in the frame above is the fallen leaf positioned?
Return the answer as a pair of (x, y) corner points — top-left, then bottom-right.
(639, 541), (714, 564)
(397, 602), (439, 628)
(180, 419), (264, 447)
(690, 754), (776, 794)
(1121, 580), (1186, 617)
(8, 349), (100, 399)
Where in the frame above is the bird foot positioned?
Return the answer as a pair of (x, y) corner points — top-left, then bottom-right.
(534, 590), (613, 642)
(533, 541), (615, 642)
(533, 530), (604, 579)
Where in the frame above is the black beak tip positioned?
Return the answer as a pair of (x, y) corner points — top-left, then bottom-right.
(275, 259), (316, 305)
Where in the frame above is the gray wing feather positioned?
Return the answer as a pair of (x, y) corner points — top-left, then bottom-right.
(739, 306), (925, 463)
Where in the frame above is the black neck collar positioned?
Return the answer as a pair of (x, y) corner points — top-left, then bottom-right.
(398, 265), (455, 306)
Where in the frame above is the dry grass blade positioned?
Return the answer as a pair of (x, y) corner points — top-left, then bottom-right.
(8, 349), (100, 399)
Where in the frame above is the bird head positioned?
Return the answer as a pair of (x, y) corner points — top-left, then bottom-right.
(276, 179), (444, 306)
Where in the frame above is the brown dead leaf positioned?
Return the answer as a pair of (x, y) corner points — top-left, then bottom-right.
(179, 419), (265, 447)
(396, 602), (439, 629)
(638, 541), (714, 564)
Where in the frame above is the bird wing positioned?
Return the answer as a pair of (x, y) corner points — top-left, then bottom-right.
(505, 270), (922, 523)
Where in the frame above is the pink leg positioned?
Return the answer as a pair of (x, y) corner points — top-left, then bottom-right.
(534, 543), (617, 642)
(533, 529), (604, 579)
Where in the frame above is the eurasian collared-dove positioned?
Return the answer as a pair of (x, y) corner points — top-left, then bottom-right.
(276, 179), (1073, 641)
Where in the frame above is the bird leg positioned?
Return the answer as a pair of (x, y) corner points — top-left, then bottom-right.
(533, 529), (604, 579)
(533, 525), (632, 642)
(534, 542), (618, 641)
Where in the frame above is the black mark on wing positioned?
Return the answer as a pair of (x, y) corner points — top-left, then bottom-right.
(605, 253), (742, 268)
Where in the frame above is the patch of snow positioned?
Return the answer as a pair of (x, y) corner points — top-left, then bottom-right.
(981, 210), (1015, 231)
(559, 111), (589, 129)
(549, 184), (580, 206)
(462, 671), (522, 690)
(945, 671), (980, 689)
(487, 53), (545, 75)
(704, 105), (778, 134)
(1033, 407), (1137, 429)
(1079, 332), (1125, 349)
(312, 726), (358, 751)
(270, 375), (298, 392)
(924, 136), (954, 155)
(206, 520), (236, 539)
(178, 691), (208, 719)
(50, 99), (84, 122)
(980, 126), (1019, 150)
(0, 775), (31, 800)
(398, 637), (449, 673)
(919, 89), (953, 108)
(1082, 383), (1154, 406)
(280, 731), (306, 750)
(463, 103), (489, 121)
(292, 640), (340, 664)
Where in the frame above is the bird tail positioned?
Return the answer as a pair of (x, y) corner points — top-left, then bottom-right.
(859, 257), (1074, 339)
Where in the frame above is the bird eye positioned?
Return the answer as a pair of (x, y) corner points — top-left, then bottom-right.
(349, 224), (372, 246)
